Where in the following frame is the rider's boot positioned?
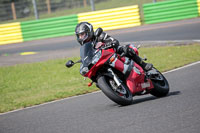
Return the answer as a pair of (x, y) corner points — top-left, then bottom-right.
(133, 54), (153, 71)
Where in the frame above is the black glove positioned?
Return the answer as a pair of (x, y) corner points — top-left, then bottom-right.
(112, 40), (119, 49)
(104, 40), (119, 49)
(105, 42), (113, 49)
(122, 45), (136, 57)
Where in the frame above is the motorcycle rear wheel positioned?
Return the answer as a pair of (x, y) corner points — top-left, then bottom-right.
(150, 69), (170, 97)
(97, 76), (133, 106)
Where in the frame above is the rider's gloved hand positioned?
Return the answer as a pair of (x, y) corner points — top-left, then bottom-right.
(105, 42), (113, 49)
(112, 40), (119, 49)
(105, 40), (119, 49)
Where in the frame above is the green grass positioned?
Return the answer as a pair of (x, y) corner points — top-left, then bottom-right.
(1, 0), (166, 24)
(139, 44), (200, 71)
(0, 44), (200, 113)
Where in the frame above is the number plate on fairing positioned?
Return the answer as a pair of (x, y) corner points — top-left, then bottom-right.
(141, 82), (150, 89)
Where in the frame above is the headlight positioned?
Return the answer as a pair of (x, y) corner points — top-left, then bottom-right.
(92, 50), (102, 64)
(80, 66), (89, 75)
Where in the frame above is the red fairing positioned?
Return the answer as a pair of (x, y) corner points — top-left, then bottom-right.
(84, 49), (115, 78)
(126, 63), (144, 93)
(126, 62), (153, 94)
(119, 56), (126, 62)
(113, 58), (124, 72)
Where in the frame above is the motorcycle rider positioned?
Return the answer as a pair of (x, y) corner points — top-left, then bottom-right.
(75, 22), (153, 71)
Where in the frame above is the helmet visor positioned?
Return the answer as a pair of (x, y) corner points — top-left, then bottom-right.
(76, 32), (90, 45)
(78, 32), (87, 40)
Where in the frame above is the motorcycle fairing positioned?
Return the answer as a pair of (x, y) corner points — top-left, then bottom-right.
(126, 62), (154, 94)
(80, 43), (114, 78)
(87, 49), (115, 78)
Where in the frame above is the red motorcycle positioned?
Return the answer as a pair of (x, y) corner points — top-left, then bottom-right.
(66, 29), (169, 106)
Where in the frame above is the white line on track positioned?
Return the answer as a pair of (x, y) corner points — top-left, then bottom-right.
(163, 61), (200, 74)
(1, 61), (200, 116)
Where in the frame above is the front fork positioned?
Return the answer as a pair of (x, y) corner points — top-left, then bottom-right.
(107, 68), (122, 87)
(107, 68), (129, 95)
(89, 68), (123, 88)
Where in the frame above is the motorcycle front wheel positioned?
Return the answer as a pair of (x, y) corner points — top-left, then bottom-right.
(97, 76), (133, 106)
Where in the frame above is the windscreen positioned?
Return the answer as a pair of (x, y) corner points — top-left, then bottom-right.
(80, 42), (95, 67)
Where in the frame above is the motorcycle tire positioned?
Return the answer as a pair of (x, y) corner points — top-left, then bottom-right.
(150, 69), (170, 97)
(97, 76), (133, 106)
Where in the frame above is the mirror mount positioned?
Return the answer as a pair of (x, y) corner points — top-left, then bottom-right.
(65, 59), (81, 68)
